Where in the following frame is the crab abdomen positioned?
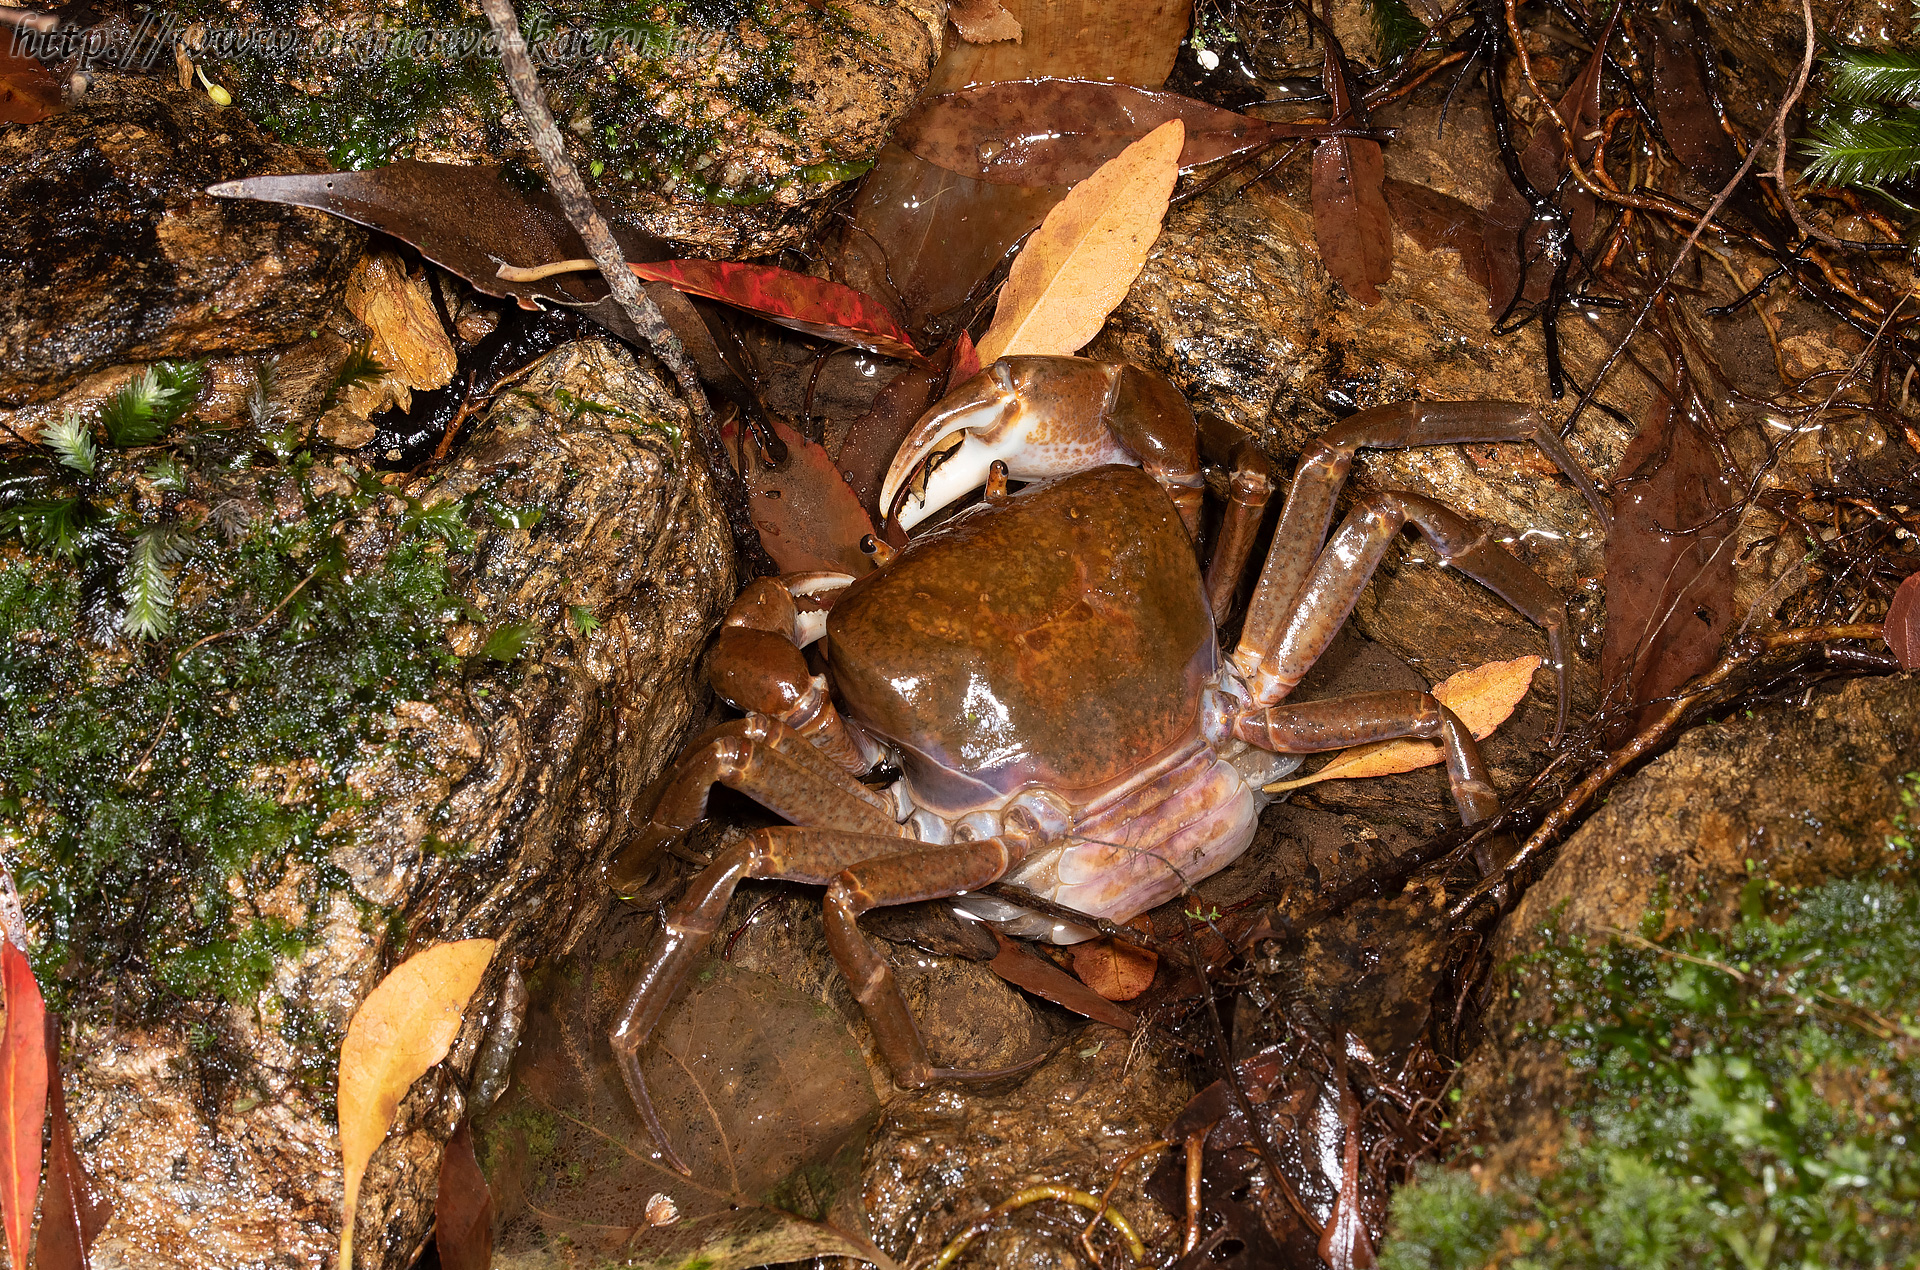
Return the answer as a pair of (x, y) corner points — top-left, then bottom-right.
(826, 465), (1216, 815)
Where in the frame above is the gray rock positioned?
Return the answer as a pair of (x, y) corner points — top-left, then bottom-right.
(0, 75), (364, 406)
(59, 338), (735, 1270)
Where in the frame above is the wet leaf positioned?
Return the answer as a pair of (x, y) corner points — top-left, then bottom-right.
(975, 118), (1183, 363)
(344, 250), (457, 409)
(1481, 20), (1611, 317)
(949, 0), (1022, 43)
(481, 908), (894, 1270)
(1647, 11), (1742, 194)
(34, 1014), (110, 1270)
(1599, 381), (1737, 744)
(895, 80), (1345, 187)
(1382, 179), (1491, 294)
(434, 1121), (493, 1270)
(986, 930), (1137, 1030)
(951, 330), (982, 382)
(338, 939), (497, 1270)
(1887, 572), (1920, 669)
(1264, 655), (1543, 791)
(722, 415), (877, 574)
(0, 41), (59, 125)
(207, 161), (672, 346)
(631, 260), (924, 364)
(1311, 39), (1392, 307)
(1317, 1076), (1376, 1270)
(848, 0), (1190, 331)
(1069, 937), (1158, 1001)
(0, 940), (46, 1270)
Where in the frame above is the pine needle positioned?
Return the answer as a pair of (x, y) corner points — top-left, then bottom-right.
(41, 411), (97, 475)
(121, 527), (185, 639)
(1802, 110), (1920, 187)
(1829, 48), (1920, 104)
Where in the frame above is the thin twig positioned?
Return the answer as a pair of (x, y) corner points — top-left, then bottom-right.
(474, 0), (772, 574)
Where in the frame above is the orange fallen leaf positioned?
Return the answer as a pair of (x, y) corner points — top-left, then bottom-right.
(0, 940), (47, 1270)
(34, 1012), (111, 1270)
(1264, 655), (1543, 792)
(338, 939), (496, 1270)
(949, 0), (1022, 42)
(1070, 937), (1158, 1002)
(973, 118), (1183, 364)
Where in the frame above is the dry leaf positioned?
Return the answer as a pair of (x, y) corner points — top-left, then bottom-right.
(1264, 655), (1542, 792)
(950, 0), (1022, 42)
(343, 249), (458, 404)
(338, 939), (497, 1270)
(1069, 937), (1158, 1002)
(0, 940), (47, 1270)
(973, 118), (1183, 364)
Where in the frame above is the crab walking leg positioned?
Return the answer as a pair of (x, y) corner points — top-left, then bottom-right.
(1238, 401), (1605, 674)
(611, 827), (923, 1172)
(610, 829), (1015, 1172)
(1203, 441), (1277, 622)
(821, 839), (1018, 1088)
(619, 714), (901, 872)
(1236, 490), (1575, 738)
(1233, 690), (1501, 824)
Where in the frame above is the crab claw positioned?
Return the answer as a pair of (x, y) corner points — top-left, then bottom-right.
(880, 356), (1140, 531)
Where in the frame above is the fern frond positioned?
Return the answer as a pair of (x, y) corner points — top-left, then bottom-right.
(321, 344), (390, 411)
(3, 497), (95, 558)
(1368, 0), (1427, 64)
(121, 526), (185, 639)
(102, 362), (207, 447)
(1830, 48), (1920, 104)
(1802, 110), (1920, 187)
(246, 359), (286, 431)
(42, 412), (97, 475)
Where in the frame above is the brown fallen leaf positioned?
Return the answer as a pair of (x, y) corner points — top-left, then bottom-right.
(1069, 937), (1158, 1002)
(1310, 34), (1392, 307)
(33, 1014), (111, 1270)
(1883, 572), (1920, 670)
(0, 41), (60, 125)
(434, 1120), (492, 1270)
(949, 0), (1022, 43)
(974, 118), (1183, 363)
(344, 250), (458, 415)
(986, 930), (1136, 1031)
(338, 939), (497, 1270)
(1264, 655), (1542, 791)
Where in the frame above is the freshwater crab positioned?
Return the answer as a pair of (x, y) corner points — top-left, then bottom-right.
(610, 355), (1607, 1169)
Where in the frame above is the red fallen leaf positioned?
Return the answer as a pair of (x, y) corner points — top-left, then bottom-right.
(721, 414), (877, 574)
(0, 41), (60, 125)
(893, 79), (1354, 187)
(1482, 11), (1614, 318)
(1069, 937), (1158, 1001)
(951, 330), (982, 383)
(1600, 370), (1737, 744)
(985, 930), (1137, 1031)
(0, 940), (47, 1270)
(1311, 36), (1392, 306)
(1886, 573), (1920, 669)
(435, 1121), (493, 1270)
(33, 1014), (110, 1270)
(630, 260), (926, 364)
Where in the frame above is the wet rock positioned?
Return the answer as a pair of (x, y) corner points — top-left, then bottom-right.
(862, 1028), (1193, 1268)
(48, 337), (735, 1270)
(1456, 672), (1920, 1170)
(0, 74), (363, 406)
(197, 0), (944, 255)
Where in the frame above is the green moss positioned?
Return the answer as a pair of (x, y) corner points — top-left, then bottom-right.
(1379, 835), (1920, 1268)
(0, 376), (472, 1055)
